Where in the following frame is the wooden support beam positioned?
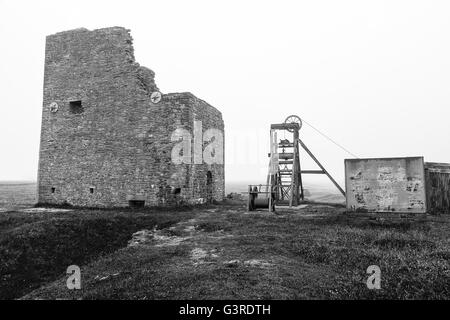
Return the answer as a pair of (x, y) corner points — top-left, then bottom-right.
(279, 153), (294, 159)
(301, 170), (325, 174)
(278, 143), (294, 148)
(270, 123), (300, 130)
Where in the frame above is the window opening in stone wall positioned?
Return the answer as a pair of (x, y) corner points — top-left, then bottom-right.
(89, 187), (95, 194)
(51, 187), (56, 193)
(69, 100), (84, 114)
(207, 171), (213, 185)
(129, 200), (145, 208)
(206, 171), (213, 203)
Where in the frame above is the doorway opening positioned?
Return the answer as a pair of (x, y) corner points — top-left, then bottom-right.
(206, 171), (213, 203)
(128, 200), (145, 208)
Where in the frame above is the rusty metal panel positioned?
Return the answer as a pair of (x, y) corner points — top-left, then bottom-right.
(345, 157), (426, 213)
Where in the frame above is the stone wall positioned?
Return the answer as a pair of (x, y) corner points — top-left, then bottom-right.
(37, 27), (224, 207)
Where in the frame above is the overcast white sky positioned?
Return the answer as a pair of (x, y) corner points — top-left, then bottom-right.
(1, 0), (449, 189)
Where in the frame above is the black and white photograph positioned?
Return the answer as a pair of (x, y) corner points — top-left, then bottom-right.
(0, 0), (449, 310)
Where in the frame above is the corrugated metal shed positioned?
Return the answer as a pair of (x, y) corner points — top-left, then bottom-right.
(425, 162), (450, 214)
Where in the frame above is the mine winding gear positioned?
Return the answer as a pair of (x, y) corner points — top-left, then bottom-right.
(247, 115), (347, 212)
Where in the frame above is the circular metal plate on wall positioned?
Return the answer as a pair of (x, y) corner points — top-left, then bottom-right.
(150, 91), (162, 104)
(49, 102), (59, 113)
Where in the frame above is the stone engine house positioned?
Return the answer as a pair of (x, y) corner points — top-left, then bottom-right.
(37, 27), (225, 207)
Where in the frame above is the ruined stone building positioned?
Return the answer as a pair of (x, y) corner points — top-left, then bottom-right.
(37, 27), (225, 207)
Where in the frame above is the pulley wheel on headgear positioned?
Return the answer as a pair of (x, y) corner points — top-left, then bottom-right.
(284, 115), (302, 132)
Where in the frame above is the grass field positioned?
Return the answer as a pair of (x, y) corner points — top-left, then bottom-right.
(0, 183), (449, 300)
(0, 205), (198, 299)
(0, 182), (36, 211)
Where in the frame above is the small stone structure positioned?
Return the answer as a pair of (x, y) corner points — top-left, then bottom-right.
(37, 27), (224, 207)
(345, 157), (426, 213)
(345, 157), (450, 214)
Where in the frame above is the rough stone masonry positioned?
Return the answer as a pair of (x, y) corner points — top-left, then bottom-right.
(37, 27), (224, 207)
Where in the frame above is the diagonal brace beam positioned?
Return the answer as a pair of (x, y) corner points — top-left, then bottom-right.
(298, 138), (346, 196)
